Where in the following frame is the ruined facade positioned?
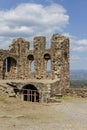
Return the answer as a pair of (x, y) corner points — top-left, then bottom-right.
(0, 34), (70, 102)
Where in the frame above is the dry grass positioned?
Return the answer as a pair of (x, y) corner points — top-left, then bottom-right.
(0, 96), (87, 130)
(62, 95), (87, 102)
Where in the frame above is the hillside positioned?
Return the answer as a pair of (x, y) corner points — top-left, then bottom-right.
(70, 70), (87, 80)
(70, 70), (87, 87)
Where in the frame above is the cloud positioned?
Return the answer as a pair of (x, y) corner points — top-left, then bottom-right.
(72, 46), (87, 52)
(0, 3), (69, 49)
(70, 56), (80, 62)
(77, 39), (87, 45)
(71, 38), (87, 52)
(65, 34), (87, 52)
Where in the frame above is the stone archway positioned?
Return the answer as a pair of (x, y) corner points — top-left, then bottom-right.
(22, 84), (39, 102)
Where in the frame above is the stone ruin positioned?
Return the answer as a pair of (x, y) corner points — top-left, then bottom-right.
(0, 34), (70, 102)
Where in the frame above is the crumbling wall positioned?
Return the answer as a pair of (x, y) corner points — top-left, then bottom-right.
(51, 34), (69, 89)
(62, 87), (87, 98)
(0, 34), (70, 95)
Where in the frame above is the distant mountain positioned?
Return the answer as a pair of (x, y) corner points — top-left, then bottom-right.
(70, 70), (87, 80)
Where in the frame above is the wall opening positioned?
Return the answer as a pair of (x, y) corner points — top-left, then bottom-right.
(22, 84), (39, 102)
(31, 61), (34, 73)
(44, 53), (51, 73)
(64, 52), (67, 60)
(3, 57), (17, 79)
(28, 54), (34, 73)
(47, 60), (51, 73)
(46, 37), (50, 49)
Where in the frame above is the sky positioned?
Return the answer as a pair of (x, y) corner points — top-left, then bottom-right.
(0, 0), (87, 70)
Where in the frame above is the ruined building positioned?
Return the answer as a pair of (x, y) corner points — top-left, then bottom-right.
(0, 34), (70, 102)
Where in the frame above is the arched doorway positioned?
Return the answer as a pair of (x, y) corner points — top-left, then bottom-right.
(22, 84), (39, 102)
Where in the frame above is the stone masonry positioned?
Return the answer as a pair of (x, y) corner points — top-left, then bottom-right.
(0, 34), (70, 102)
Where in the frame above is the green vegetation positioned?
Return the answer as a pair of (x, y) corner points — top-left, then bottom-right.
(70, 80), (87, 88)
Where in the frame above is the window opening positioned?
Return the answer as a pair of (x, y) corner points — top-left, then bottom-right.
(47, 60), (51, 73)
(44, 53), (51, 73)
(28, 55), (34, 73)
(64, 52), (67, 60)
(4, 57), (17, 73)
(31, 61), (34, 73)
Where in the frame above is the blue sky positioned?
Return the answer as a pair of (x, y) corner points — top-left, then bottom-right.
(0, 0), (87, 70)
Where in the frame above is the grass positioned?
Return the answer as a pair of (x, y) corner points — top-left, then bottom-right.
(62, 95), (87, 102)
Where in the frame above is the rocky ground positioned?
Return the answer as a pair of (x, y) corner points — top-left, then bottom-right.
(0, 96), (87, 130)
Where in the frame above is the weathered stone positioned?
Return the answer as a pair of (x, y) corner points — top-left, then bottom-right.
(0, 34), (70, 102)
(62, 87), (87, 98)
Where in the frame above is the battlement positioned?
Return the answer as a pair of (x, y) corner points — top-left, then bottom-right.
(8, 34), (69, 51)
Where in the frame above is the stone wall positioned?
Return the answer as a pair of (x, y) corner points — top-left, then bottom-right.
(0, 34), (70, 99)
(62, 87), (87, 98)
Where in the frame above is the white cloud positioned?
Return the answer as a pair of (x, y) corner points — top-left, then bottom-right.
(66, 34), (87, 52)
(0, 3), (69, 49)
(77, 39), (87, 45)
(70, 56), (80, 62)
(73, 46), (87, 52)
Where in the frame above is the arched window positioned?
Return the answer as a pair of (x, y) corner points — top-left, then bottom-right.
(47, 60), (51, 73)
(31, 61), (34, 73)
(28, 54), (34, 61)
(28, 54), (34, 73)
(3, 57), (17, 72)
(44, 53), (51, 73)
(3, 57), (17, 79)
